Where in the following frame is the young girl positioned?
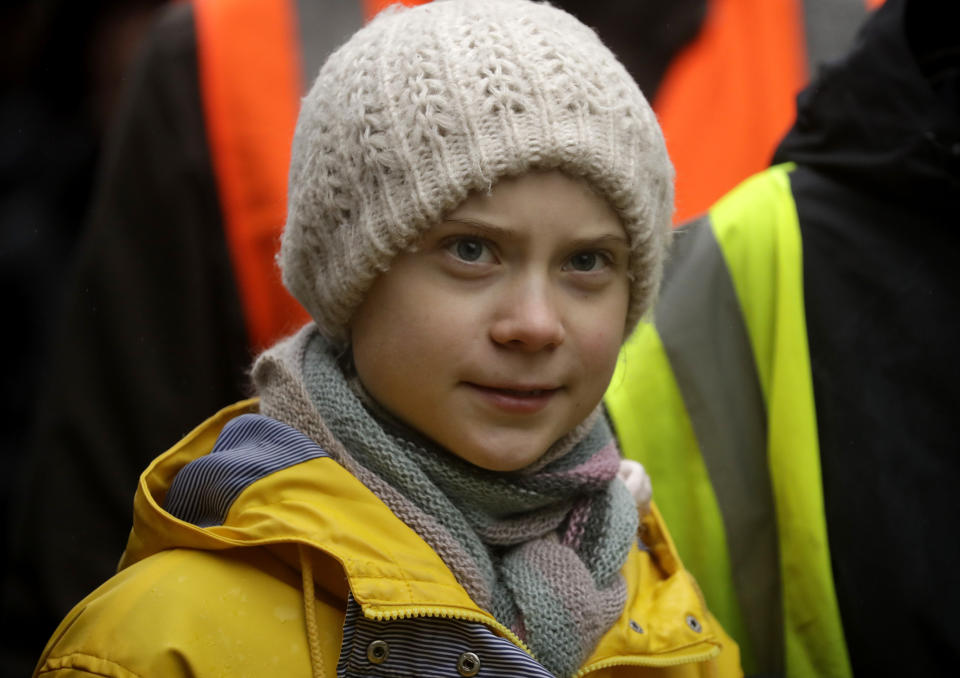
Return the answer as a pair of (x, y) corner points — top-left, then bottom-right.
(35, 2), (739, 676)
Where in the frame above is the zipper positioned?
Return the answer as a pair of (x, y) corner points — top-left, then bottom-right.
(574, 644), (721, 677)
(365, 605), (722, 676)
(363, 604), (535, 657)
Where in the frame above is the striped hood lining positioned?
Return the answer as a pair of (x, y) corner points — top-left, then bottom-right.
(164, 413), (329, 527)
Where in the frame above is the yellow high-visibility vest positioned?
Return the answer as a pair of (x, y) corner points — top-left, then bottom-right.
(606, 164), (850, 678)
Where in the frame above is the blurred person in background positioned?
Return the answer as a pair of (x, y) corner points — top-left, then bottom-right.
(608, 0), (959, 674)
(1, 0), (161, 662)
(1, 0), (162, 530)
(3, 0), (876, 675)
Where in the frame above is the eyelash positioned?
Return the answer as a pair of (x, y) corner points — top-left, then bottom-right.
(445, 236), (496, 264)
(562, 250), (614, 273)
(442, 235), (615, 274)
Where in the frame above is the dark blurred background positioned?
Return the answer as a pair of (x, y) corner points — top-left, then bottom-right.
(1, 0), (165, 584)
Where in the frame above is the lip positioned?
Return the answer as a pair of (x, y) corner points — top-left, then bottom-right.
(465, 382), (560, 414)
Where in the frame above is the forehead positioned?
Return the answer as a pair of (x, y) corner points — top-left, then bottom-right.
(443, 170), (625, 241)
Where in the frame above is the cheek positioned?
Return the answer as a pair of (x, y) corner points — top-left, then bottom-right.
(583, 326), (623, 376)
(351, 278), (473, 391)
(571, 300), (628, 390)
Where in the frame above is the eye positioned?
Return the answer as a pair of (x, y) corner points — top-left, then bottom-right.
(446, 237), (495, 264)
(565, 250), (610, 272)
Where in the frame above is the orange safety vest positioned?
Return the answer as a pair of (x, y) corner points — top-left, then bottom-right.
(655, 0), (806, 224)
(192, 0), (428, 352)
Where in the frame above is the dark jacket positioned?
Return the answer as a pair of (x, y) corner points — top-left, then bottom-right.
(775, 0), (960, 673)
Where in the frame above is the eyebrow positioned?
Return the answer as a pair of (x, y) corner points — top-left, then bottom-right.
(441, 217), (515, 239)
(441, 217), (629, 248)
(568, 233), (630, 249)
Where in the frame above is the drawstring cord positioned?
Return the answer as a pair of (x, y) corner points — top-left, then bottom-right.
(299, 544), (326, 678)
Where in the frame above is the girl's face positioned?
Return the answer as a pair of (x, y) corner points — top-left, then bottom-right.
(350, 170), (630, 471)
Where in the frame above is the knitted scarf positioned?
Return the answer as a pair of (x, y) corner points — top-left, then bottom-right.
(253, 326), (638, 677)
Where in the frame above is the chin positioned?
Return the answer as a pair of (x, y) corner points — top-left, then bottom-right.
(470, 456), (532, 473)
(451, 435), (552, 472)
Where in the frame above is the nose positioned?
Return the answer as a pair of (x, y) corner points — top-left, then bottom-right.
(489, 276), (566, 351)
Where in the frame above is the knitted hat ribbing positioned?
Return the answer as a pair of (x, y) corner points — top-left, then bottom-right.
(280, 0), (674, 344)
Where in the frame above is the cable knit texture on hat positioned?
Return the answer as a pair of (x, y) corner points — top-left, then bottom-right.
(281, 0), (674, 344)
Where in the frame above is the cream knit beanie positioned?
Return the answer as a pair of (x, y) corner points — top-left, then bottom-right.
(281, 0), (673, 345)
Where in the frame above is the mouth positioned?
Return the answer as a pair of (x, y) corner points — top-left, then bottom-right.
(465, 383), (561, 414)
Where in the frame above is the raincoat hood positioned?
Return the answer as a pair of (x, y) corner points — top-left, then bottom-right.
(773, 0), (960, 203)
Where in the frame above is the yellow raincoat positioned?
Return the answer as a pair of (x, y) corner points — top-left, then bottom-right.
(35, 401), (740, 677)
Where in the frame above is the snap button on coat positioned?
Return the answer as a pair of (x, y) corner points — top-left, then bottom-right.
(367, 639), (389, 664)
(686, 614), (703, 633)
(457, 651), (481, 676)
